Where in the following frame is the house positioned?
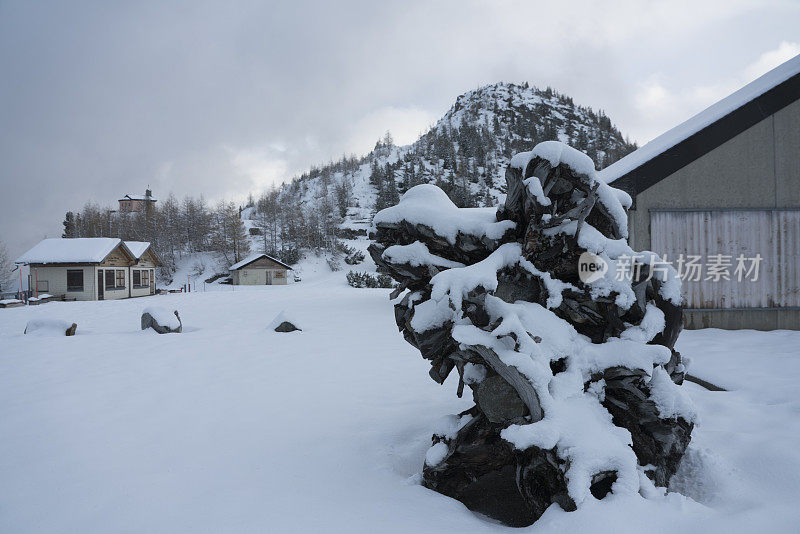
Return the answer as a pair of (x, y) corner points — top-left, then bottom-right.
(599, 54), (800, 330)
(118, 189), (157, 213)
(229, 253), (292, 285)
(15, 238), (161, 301)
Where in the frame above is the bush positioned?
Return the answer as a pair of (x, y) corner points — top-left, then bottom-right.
(346, 271), (394, 288)
(204, 273), (229, 283)
(335, 227), (368, 239)
(337, 242), (366, 265)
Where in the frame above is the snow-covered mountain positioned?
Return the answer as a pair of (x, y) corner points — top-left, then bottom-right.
(259, 82), (637, 237)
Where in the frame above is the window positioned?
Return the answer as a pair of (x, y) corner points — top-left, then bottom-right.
(274, 270), (285, 279)
(133, 270), (141, 287)
(116, 270), (125, 289)
(67, 270), (84, 292)
(105, 270), (115, 289)
(142, 270), (150, 286)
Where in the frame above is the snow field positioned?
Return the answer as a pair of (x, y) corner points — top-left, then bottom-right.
(0, 278), (799, 533)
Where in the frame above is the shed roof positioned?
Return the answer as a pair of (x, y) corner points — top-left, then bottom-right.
(16, 238), (133, 265)
(599, 53), (800, 194)
(229, 253), (292, 271)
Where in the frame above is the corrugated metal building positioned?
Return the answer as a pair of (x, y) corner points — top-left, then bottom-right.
(599, 55), (800, 330)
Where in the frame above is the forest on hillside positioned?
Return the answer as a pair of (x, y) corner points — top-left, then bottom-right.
(57, 82), (637, 281)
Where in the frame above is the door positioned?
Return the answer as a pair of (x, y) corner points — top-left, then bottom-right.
(97, 270), (104, 300)
(265, 270), (272, 285)
(149, 269), (155, 295)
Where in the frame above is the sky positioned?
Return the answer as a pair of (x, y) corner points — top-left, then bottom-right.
(1, 0), (799, 257)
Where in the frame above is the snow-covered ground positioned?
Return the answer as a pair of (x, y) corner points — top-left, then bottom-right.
(1, 272), (799, 533)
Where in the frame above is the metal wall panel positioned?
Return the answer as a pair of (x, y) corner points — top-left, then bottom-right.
(650, 209), (800, 309)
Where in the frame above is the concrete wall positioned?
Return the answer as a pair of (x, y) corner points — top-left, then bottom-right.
(29, 265), (97, 301)
(627, 98), (800, 329)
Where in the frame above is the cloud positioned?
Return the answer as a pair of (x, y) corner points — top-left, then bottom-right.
(1, 0), (799, 257)
(227, 146), (290, 194)
(743, 41), (800, 80)
(631, 40), (800, 143)
(346, 106), (436, 154)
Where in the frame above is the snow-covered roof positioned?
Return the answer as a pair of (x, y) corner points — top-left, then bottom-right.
(124, 241), (152, 259)
(229, 253), (292, 271)
(16, 238), (130, 265)
(599, 53), (800, 184)
(118, 194), (157, 202)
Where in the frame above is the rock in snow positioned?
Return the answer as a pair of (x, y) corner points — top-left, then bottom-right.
(24, 318), (78, 336)
(268, 311), (301, 333)
(141, 307), (182, 334)
(369, 141), (693, 527)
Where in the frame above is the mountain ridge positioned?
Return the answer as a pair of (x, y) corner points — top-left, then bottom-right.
(248, 81), (637, 244)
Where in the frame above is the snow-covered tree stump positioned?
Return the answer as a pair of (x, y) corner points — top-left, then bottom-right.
(369, 141), (694, 527)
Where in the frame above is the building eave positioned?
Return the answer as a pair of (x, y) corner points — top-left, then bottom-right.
(607, 65), (800, 198)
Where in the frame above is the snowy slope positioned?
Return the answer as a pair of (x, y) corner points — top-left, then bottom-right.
(247, 82), (636, 241)
(1, 285), (799, 532)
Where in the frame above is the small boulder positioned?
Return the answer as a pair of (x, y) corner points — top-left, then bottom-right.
(24, 318), (77, 336)
(141, 306), (182, 334)
(274, 321), (300, 333)
(268, 311), (301, 333)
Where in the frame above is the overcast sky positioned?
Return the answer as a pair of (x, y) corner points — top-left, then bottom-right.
(1, 0), (799, 257)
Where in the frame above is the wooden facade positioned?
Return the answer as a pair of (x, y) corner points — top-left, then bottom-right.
(229, 254), (291, 285)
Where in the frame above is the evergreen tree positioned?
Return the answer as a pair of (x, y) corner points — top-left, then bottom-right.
(375, 167), (400, 212)
(62, 212), (76, 238)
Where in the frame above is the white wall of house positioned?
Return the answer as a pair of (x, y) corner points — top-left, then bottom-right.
(129, 267), (156, 297)
(29, 265), (96, 301)
(270, 269), (288, 285)
(97, 267), (129, 300)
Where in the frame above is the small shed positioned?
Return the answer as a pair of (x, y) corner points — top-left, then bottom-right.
(229, 254), (292, 285)
(599, 54), (800, 330)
